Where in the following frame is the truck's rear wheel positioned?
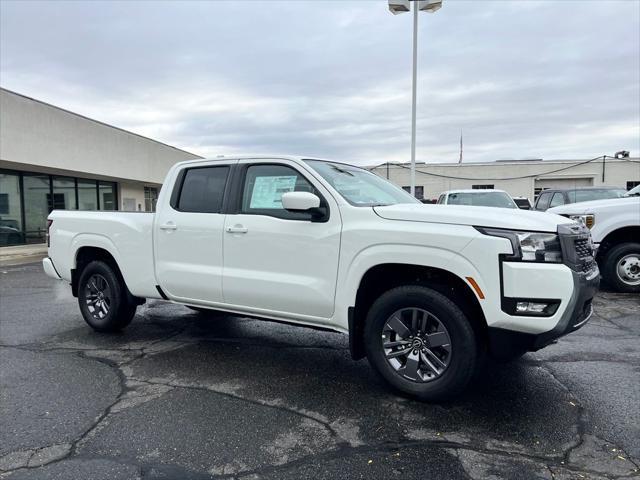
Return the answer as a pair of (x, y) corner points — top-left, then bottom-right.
(364, 285), (478, 401)
(78, 260), (136, 332)
(601, 242), (640, 293)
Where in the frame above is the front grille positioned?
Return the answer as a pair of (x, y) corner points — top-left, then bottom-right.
(580, 259), (597, 273)
(574, 238), (592, 259)
(558, 223), (597, 274)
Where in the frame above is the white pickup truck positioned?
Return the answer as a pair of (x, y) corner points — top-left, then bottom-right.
(43, 156), (599, 400)
(549, 185), (640, 293)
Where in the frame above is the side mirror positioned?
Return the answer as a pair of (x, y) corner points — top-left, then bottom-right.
(281, 191), (321, 212)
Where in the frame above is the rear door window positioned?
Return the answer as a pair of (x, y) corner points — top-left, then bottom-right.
(176, 166), (229, 213)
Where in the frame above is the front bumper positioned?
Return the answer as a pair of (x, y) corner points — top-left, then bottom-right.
(488, 265), (600, 359)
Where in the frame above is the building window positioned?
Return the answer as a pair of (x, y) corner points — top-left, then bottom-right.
(52, 176), (77, 210)
(22, 174), (51, 244)
(98, 182), (117, 211)
(0, 194), (9, 214)
(78, 179), (98, 210)
(0, 172), (23, 246)
(472, 184), (494, 189)
(627, 181), (640, 190)
(402, 185), (424, 200)
(144, 186), (159, 212)
(0, 171), (118, 245)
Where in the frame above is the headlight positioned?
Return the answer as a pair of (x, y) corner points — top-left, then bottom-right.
(568, 214), (595, 229)
(477, 228), (562, 263)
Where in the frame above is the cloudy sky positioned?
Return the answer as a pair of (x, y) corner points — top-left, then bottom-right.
(1, 0), (638, 165)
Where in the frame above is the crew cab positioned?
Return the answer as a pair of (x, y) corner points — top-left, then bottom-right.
(549, 187), (640, 293)
(534, 186), (627, 211)
(43, 156), (599, 401)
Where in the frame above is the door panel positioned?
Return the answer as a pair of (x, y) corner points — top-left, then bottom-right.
(154, 163), (232, 303)
(222, 161), (341, 319)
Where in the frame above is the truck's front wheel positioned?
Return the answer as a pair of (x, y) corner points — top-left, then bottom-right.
(78, 260), (136, 332)
(601, 242), (640, 293)
(364, 286), (478, 401)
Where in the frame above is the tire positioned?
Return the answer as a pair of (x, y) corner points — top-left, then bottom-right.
(601, 242), (640, 293)
(78, 260), (137, 332)
(364, 285), (478, 402)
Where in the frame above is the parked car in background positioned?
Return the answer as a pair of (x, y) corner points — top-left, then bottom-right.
(43, 155), (599, 401)
(0, 219), (23, 246)
(437, 189), (518, 209)
(513, 197), (532, 210)
(549, 192), (640, 293)
(534, 187), (626, 212)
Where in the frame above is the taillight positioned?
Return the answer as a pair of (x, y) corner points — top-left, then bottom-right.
(47, 220), (53, 247)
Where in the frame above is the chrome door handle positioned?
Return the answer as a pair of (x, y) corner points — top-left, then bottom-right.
(159, 222), (177, 231)
(226, 225), (248, 234)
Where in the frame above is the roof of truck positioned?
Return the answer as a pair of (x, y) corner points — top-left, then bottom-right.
(539, 186), (625, 193)
(182, 155), (364, 169)
(442, 189), (509, 195)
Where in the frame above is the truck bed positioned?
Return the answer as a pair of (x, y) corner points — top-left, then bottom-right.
(47, 210), (158, 298)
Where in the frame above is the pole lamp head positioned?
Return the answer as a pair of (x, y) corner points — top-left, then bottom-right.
(388, 0), (410, 15)
(418, 0), (443, 12)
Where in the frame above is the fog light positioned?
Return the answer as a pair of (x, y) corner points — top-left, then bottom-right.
(516, 302), (549, 314)
(502, 298), (560, 317)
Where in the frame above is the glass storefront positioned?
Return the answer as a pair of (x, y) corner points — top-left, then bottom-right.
(144, 186), (158, 212)
(78, 178), (98, 210)
(0, 169), (118, 246)
(53, 176), (77, 210)
(0, 172), (24, 245)
(23, 174), (51, 244)
(99, 182), (116, 211)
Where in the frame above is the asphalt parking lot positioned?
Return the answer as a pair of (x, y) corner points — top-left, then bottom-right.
(1, 262), (639, 479)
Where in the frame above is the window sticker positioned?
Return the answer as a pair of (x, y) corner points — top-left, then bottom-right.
(249, 175), (297, 209)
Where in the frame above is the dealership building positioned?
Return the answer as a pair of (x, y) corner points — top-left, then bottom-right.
(370, 157), (640, 202)
(0, 88), (202, 246)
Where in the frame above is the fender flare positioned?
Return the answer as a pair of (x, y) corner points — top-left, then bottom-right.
(338, 244), (486, 314)
(70, 234), (129, 291)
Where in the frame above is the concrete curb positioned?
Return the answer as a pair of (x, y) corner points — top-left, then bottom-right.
(0, 244), (48, 267)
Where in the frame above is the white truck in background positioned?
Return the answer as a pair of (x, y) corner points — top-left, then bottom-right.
(43, 156), (599, 401)
(549, 186), (640, 293)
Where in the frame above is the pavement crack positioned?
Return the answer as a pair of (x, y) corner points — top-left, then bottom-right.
(536, 363), (588, 462)
(0, 353), (127, 475)
(128, 376), (352, 447)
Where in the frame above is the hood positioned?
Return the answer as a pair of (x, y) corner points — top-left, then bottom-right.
(374, 203), (572, 232)
(548, 196), (640, 215)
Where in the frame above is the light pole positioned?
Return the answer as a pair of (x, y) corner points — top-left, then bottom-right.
(388, 0), (442, 197)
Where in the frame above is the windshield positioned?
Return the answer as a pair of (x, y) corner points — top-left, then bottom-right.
(567, 188), (626, 203)
(304, 160), (419, 207)
(446, 191), (517, 209)
(625, 185), (640, 197)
